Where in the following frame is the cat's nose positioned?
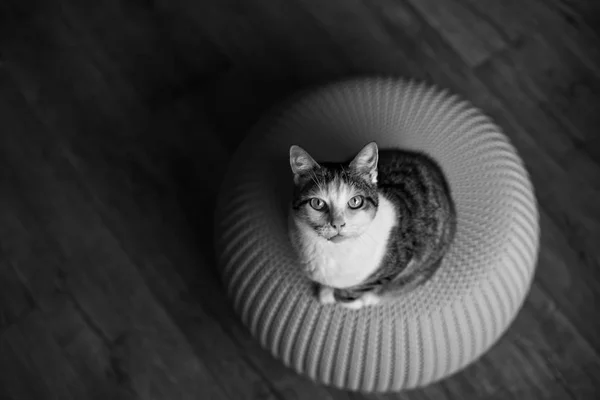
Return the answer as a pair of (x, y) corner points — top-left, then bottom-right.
(332, 221), (346, 230)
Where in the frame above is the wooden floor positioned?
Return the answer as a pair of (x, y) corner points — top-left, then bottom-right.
(0, 0), (599, 399)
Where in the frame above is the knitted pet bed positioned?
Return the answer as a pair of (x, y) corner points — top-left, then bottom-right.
(214, 78), (539, 392)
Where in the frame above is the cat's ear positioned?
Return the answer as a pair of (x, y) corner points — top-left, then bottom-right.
(349, 141), (379, 183)
(290, 145), (320, 184)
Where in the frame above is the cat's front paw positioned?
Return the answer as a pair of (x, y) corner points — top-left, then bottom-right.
(339, 292), (382, 310)
(318, 286), (336, 305)
(339, 299), (365, 310)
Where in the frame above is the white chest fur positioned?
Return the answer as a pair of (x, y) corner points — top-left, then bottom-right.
(289, 195), (397, 288)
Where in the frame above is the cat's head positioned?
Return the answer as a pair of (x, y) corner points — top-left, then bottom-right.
(289, 142), (380, 242)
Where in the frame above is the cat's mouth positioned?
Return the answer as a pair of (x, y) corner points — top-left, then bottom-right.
(327, 234), (349, 243)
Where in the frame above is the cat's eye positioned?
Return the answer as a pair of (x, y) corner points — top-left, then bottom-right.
(348, 195), (364, 209)
(309, 198), (326, 210)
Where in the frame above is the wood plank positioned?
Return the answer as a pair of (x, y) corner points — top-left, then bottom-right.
(534, 202), (600, 355)
(56, 0), (230, 113)
(521, 285), (600, 399)
(1, 173), (129, 400)
(0, 261), (34, 333)
(472, 49), (580, 159)
(0, 0), (222, 145)
(462, 0), (600, 75)
(463, 0), (600, 161)
(202, 66), (294, 152)
(565, 143), (600, 187)
(42, 294), (135, 400)
(155, 0), (282, 76)
(403, 0), (508, 67)
(0, 2), (145, 150)
(529, 148), (599, 356)
(291, 0), (414, 76)
(0, 185), (66, 309)
(229, 0), (350, 78)
(0, 310), (93, 400)
(544, 0), (600, 37)
(541, 149), (600, 240)
(583, 136), (600, 165)
(158, 0), (408, 80)
(0, 74), (68, 309)
(0, 334), (51, 400)
(2, 137), (230, 400)
(0, 80), (231, 400)
(249, 0), (420, 78)
(475, 33), (599, 146)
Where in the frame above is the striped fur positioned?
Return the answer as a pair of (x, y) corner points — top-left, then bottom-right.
(288, 142), (456, 309)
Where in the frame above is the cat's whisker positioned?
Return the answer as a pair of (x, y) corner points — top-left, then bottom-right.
(361, 231), (378, 245)
(309, 172), (319, 187)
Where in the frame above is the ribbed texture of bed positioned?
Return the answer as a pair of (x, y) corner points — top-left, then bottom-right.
(214, 78), (539, 392)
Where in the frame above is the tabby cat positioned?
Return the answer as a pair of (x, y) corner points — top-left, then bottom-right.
(288, 141), (456, 309)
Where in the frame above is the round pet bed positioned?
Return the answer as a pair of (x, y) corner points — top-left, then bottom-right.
(214, 77), (539, 392)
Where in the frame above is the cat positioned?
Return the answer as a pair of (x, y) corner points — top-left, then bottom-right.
(288, 141), (457, 310)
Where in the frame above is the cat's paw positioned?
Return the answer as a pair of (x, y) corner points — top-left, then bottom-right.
(318, 286), (336, 305)
(339, 292), (382, 310)
(362, 292), (382, 307)
(339, 299), (365, 310)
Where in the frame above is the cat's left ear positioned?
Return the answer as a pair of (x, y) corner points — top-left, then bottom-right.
(290, 145), (320, 185)
(349, 141), (379, 183)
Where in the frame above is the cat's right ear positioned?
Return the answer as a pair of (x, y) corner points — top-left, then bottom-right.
(349, 141), (379, 184)
(290, 145), (319, 185)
